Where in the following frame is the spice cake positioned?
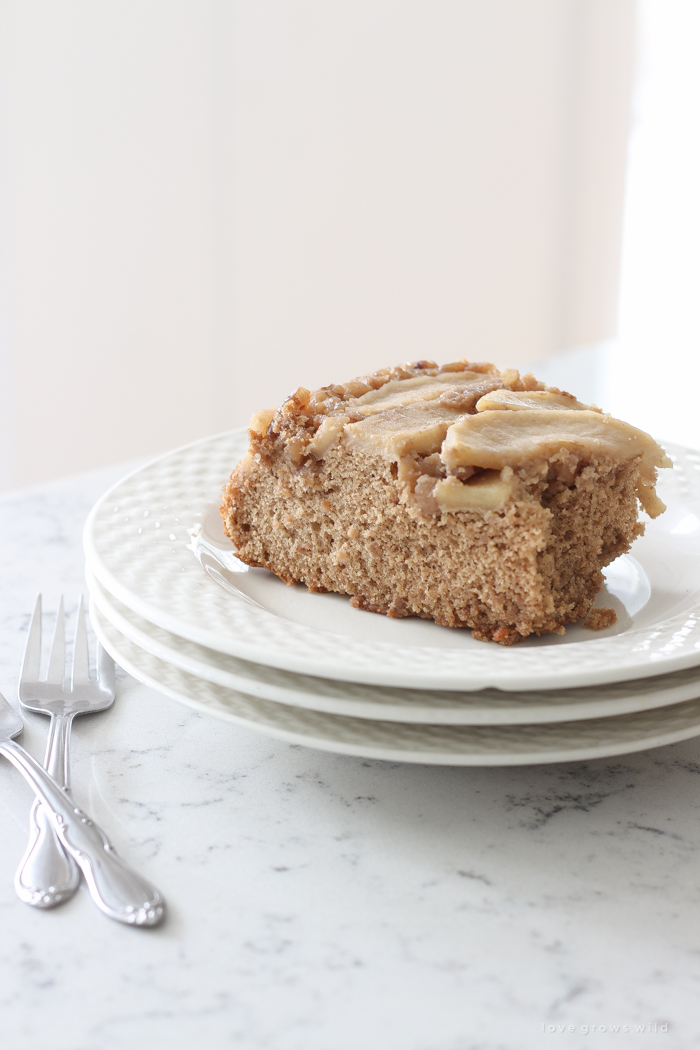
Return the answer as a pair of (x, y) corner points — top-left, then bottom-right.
(221, 360), (671, 644)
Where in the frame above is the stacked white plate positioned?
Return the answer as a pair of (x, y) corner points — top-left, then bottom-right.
(83, 430), (700, 765)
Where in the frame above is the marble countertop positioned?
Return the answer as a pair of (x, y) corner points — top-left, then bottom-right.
(0, 459), (698, 1050)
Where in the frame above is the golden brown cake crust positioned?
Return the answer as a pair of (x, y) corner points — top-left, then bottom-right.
(221, 359), (670, 644)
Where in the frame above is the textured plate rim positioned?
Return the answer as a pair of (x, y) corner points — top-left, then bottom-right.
(83, 429), (700, 693)
(90, 599), (700, 767)
(86, 563), (700, 726)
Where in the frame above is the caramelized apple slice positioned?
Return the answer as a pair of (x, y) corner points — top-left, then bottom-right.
(435, 471), (516, 513)
(475, 389), (595, 412)
(345, 402), (464, 458)
(442, 409), (671, 516)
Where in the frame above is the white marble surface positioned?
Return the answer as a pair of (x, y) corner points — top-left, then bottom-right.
(1, 460), (699, 1050)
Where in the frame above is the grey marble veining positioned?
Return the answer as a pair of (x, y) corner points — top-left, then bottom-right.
(0, 463), (699, 1049)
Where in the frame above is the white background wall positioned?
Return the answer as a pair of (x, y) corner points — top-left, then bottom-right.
(603, 0), (700, 449)
(0, 0), (636, 491)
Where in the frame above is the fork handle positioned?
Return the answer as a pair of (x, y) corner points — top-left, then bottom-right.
(15, 801), (81, 908)
(1, 739), (165, 927)
(15, 713), (80, 908)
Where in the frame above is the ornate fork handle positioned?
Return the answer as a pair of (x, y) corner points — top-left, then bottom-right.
(15, 712), (80, 908)
(2, 738), (165, 926)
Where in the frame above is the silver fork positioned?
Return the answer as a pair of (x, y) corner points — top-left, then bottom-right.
(0, 687), (164, 926)
(15, 596), (114, 907)
(13, 595), (164, 924)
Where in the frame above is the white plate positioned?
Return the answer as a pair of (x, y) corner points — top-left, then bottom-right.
(83, 429), (700, 692)
(89, 600), (700, 766)
(87, 565), (700, 725)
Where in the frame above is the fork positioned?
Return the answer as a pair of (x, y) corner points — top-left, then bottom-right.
(0, 688), (164, 925)
(15, 595), (112, 907)
(13, 595), (163, 925)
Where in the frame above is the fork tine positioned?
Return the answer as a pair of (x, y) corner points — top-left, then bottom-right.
(71, 595), (90, 686)
(46, 596), (66, 686)
(20, 594), (43, 684)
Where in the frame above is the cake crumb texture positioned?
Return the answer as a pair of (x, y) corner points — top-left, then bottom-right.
(583, 608), (618, 631)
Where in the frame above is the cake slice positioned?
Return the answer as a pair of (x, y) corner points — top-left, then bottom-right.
(221, 360), (671, 644)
